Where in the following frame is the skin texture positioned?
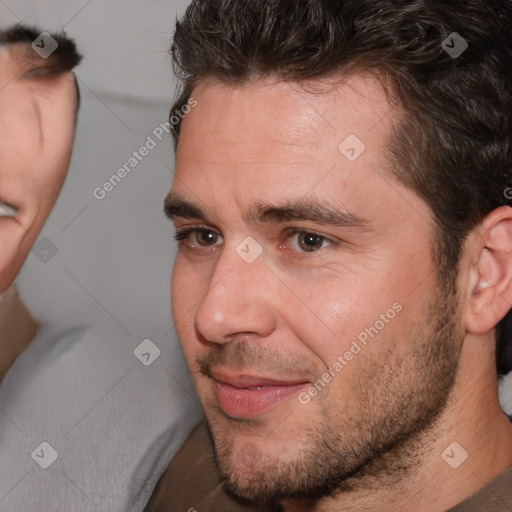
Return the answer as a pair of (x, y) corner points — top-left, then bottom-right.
(168, 76), (512, 511)
(0, 42), (78, 294)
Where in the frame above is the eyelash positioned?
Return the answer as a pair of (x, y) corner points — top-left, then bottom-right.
(173, 226), (337, 254)
(173, 225), (218, 243)
(173, 227), (202, 242)
(282, 228), (334, 252)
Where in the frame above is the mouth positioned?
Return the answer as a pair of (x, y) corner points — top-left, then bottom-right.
(0, 199), (18, 218)
(211, 372), (309, 418)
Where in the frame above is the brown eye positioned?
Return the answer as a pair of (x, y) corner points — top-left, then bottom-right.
(195, 229), (220, 246)
(297, 232), (327, 252)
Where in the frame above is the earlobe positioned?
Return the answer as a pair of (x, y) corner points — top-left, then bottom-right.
(465, 207), (512, 335)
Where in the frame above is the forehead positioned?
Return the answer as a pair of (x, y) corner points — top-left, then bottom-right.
(171, 73), (434, 266)
(172, 74), (401, 210)
(178, 74), (393, 165)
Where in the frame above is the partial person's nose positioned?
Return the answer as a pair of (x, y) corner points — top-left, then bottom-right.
(194, 242), (278, 346)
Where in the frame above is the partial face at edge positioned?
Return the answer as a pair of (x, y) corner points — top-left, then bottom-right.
(0, 29), (80, 293)
(168, 76), (465, 504)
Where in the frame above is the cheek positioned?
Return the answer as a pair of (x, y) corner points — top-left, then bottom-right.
(0, 105), (41, 187)
(0, 91), (72, 201)
(39, 125), (75, 199)
(40, 154), (71, 203)
(283, 271), (415, 368)
(171, 255), (208, 339)
(292, 287), (376, 366)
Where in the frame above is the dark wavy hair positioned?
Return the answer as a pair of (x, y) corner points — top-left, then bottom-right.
(169, 0), (512, 374)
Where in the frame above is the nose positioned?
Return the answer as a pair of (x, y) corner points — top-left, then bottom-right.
(194, 245), (278, 345)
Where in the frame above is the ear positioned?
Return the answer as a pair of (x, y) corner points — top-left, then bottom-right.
(465, 206), (512, 335)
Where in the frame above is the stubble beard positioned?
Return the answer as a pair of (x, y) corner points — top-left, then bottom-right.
(204, 282), (463, 509)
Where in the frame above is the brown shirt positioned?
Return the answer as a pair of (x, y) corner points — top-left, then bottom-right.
(0, 286), (38, 380)
(146, 420), (512, 512)
(145, 421), (274, 512)
(446, 464), (512, 512)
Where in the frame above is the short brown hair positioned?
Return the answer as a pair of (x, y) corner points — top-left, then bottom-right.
(169, 0), (512, 374)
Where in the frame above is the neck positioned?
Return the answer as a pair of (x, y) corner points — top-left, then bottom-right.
(0, 286), (38, 380)
(283, 335), (512, 512)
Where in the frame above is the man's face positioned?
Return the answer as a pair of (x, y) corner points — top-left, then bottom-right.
(0, 40), (78, 293)
(168, 75), (465, 504)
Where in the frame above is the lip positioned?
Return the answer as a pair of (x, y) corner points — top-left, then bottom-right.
(212, 372), (309, 418)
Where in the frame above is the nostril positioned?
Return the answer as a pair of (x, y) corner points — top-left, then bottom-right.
(0, 200), (17, 217)
(194, 325), (218, 347)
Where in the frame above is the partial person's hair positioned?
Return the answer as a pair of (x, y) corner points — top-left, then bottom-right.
(0, 24), (82, 107)
(169, 0), (512, 374)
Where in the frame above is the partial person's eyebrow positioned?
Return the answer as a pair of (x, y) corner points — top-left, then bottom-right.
(165, 194), (373, 232)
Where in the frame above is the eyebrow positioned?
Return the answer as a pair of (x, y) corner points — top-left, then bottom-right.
(247, 200), (373, 230)
(164, 194), (206, 220)
(164, 194), (373, 232)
